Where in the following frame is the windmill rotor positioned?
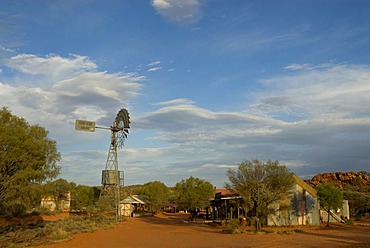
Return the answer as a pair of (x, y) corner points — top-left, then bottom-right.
(114, 108), (130, 148)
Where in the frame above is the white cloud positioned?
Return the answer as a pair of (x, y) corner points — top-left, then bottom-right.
(2, 57), (369, 187)
(152, 0), (202, 24)
(0, 83), (18, 105)
(53, 71), (140, 101)
(201, 164), (237, 169)
(0, 45), (15, 53)
(152, 0), (171, 9)
(284, 63), (312, 71)
(255, 63), (370, 120)
(5, 54), (97, 80)
(148, 60), (161, 66)
(130, 63), (370, 186)
(155, 98), (194, 106)
(72, 106), (107, 121)
(147, 67), (162, 72)
(0, 53), (143, 143)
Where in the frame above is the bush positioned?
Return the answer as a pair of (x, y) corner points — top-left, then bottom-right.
(51, 227), (70, 240)
(10, 203), (27, 217)
(345, 219), (354, 225)
(222, 219), (245, 234)
(31, 206), (53, 216)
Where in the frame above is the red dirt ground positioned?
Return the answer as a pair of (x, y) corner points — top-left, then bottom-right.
(35, 213), (370, 248)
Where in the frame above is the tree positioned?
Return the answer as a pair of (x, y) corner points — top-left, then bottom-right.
(0, 107), (60, 216)
(175, 176), (214, 218)
(43, 179), (71, 211)
(71, 185), (101, 210)
(135, 181), (170, 213)
(225, 159), (294, 231)
(343, 191), (370, 216)
(317, 183), (343, 226)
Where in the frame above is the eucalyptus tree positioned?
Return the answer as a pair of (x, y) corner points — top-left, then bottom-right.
(0, 107), (60, 216)
(225, 159), (294, 231)
(317, 183), (343, 226)
(71, 185), (101, 210)
(343, 191), (370, 216)
(43, 179), (71, 211)
(175, 176), (214, 217)
(136, 181), (170, 213)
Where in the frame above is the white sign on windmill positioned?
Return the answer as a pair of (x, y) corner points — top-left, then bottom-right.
(75, 120), (96, 132)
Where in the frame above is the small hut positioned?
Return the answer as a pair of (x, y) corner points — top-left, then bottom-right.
(40, 192), (71, 212)
(120, 195), (147, 217)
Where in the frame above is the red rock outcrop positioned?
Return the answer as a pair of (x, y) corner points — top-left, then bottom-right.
(306, 171), (370, 191)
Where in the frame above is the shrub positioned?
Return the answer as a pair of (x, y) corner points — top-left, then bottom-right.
(51, 227), (70, 240)
(10, 203), (27, 217)
(345, 219), (354, 225)
(222, 219), (244, 234)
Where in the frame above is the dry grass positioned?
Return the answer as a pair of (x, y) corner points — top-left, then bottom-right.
(0, 213), (117, 248)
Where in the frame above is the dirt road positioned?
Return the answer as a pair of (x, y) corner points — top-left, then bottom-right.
(38, 213), (370, 248)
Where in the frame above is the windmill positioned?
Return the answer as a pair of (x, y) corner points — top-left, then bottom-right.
(75, 108), (130, 222)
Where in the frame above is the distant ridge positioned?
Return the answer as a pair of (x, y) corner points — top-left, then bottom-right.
(305, 171), (370, 192)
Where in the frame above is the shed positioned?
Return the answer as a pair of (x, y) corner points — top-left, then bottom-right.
(210, 190), (244, 220)
(120, 195), (147, 217)
(163, 202), (177, 213)
(268, 174), (320, 226)
(40, 192), (71, 212)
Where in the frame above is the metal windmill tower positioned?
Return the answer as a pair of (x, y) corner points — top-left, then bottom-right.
(75, 108), (130, 222)
(100, 109), (130, 222)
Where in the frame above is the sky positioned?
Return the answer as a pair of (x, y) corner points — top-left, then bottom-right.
(1, 0), (370, 188)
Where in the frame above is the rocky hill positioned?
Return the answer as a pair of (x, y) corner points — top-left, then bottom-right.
(306, 171), (370, 192)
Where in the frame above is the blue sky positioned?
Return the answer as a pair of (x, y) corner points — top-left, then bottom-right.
(1, 0), (370, 187)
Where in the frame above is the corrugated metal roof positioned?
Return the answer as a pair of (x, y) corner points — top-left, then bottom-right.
(215, 189), (233, 195)
(120, 195), (146, 204)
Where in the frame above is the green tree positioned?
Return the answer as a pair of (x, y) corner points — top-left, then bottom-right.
(317, 183), (343, 226)
(136, 181), (170, 213)
(43, 179), (71, 211)
(225, 159), (294, 232)
(175, 176), (214, 217)
(0, 107), (61, 216)
(71, 185), (101, 210)
(343, 191), (370, 217)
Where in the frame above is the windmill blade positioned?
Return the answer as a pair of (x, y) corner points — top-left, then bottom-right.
(117, 132), (126, 148)
(115, 108), (130, 130)
(114, 108), (130, 149)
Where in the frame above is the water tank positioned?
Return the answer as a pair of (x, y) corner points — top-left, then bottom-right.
(101, 170), (119, 185)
